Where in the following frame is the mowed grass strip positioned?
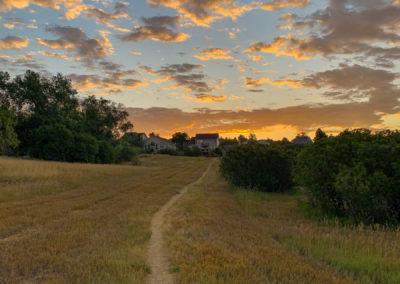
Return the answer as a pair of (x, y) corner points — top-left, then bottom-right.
(164, 161), (358, 284)
(0, 155), (210, 283)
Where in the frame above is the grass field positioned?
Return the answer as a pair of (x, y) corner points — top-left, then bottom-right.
(0, 155), (210, 283)
(165, 161), (400, 284)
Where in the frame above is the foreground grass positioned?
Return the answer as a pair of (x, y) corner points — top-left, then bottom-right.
(165, 161), (400, 283)
(0, 155), (210, 283)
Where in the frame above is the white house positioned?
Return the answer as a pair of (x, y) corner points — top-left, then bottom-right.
(145, 135), (176, 152)
(195, 133), (219, 154)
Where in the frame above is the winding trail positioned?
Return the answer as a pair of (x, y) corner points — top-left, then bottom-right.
(146, 159), (216, 284)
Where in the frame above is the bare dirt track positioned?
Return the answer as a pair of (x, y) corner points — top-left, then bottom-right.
(146, 159), (216, 284)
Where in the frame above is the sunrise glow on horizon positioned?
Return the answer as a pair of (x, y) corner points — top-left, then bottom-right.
(1, 0), (400, 139)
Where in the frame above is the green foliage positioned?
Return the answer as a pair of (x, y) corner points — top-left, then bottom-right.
(314, 128), (327, 142)
(0, 108), (19, 154)
(214, 147), (222, 156)
(183, 146), (202, 157)
(171, 132), (189, 151)
(121, 132), (145, 148)
(70, 133), (99, 163)
(97, 141), (115, 164)
(114, 141), (139, 164)
(220, 144), (292, 192)
(0, 70), (136, 164)
(296, 129), (400, 225)
(29, 124), (74, 161)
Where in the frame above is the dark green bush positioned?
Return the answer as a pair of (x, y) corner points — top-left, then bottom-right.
(114, 141), (139, 164)
(29, 124), (74, 161)
(220, 144), (292, 192)
(97, 141), (115, 164)
(296, 129), (400, 225)
(183, 146), (202, 156)
(70, 133), (99, 163)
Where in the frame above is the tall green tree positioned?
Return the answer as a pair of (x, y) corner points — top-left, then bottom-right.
(171, 132), (189, 150)
(314, 128), (328, 142)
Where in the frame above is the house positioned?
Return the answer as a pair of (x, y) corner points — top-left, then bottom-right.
(195, 133), (220, 154)
(145, 135), (176, 152)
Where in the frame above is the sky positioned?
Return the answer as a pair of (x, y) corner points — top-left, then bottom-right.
(1, 0), (400, 139)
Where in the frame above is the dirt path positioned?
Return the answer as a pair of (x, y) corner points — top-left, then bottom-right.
(146, 159), (216, 284)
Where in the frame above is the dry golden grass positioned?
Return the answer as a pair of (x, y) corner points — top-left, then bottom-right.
(0, 155), (210, 283)
(165, 161), (400, 283)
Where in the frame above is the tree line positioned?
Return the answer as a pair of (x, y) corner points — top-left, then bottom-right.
(220, 129), (400, 226)
(0, 70), (138, 164)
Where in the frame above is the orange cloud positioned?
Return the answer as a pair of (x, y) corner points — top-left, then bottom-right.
(0, 0), (81, 12)
(0, 36), (29, 50)
(147, 0), (256, 27)
(245, 34), (312, 60)
(261, 0), (311, 11)
(194, 48), (234, 60)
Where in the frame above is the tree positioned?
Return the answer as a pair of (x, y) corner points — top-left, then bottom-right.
(238, 134), (248, 145)
(1, 70), (137, 164)
(0, 108), (19, 154)
(314, 128), (327, 142)
(80, 96), (133, 141)
(171, 132), (189, 151)
(248, 133), (257, 142)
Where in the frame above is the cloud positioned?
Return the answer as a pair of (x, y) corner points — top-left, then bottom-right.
(140, 63), (213, 93)
(261, 0), (311, 11)
(147, 0), (256, 27)
(194, 48), (234, 60)
(192, 94), (227, 102)
(69, 71), (145, 95)
(246, 0), (400, 65)
(64, 2), (130, 32)
(125, 103), (379, 138)
(0, 0), (81, 12)
(0, 52), (46, 71)
(37, 26), (113, 65)
(0, 36), (29, 50)
(248, 54), (264, 61)
(37, 50), (69, 59)
(247, 64), (400, 113)
(130, 50), (142, 55)
(119, 16), (189, 43)
(125, 63), (400, 136)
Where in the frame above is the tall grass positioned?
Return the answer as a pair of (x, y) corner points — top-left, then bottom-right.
(0, 155), (210, 283)
(165, 161), (400, 283)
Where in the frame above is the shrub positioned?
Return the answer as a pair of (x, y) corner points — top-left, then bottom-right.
(114, 141), (139, 164)
(183, 146), (202, 157)
(220, 144), (292, 192)
(296, 129), (400, 225)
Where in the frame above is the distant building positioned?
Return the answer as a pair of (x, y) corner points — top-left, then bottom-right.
(195, 133), (220, 154)
(145, 135), (176, 152)
(291, 135), (312, 145)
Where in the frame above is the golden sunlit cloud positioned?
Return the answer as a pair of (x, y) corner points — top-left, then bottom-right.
(0, 36), (29, 50)
(261, 0), (311, 11)
(147, 0), (256, 27)
(130, 50), (142, 56)
(194, 48), (234, 60)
